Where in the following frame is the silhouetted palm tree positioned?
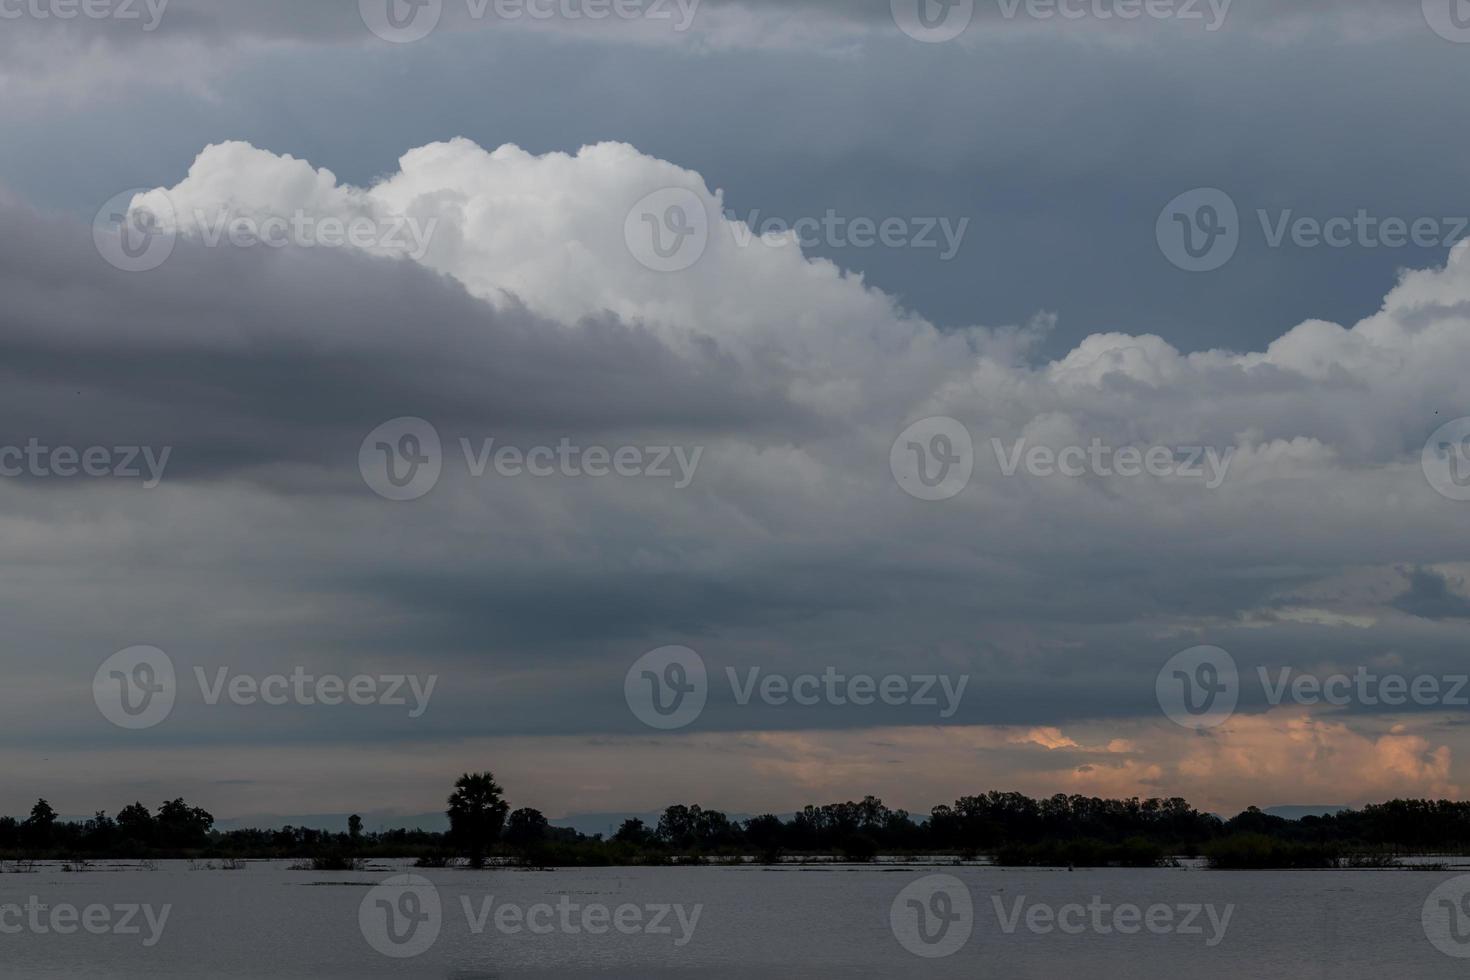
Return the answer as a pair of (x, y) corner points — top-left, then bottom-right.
(446, 772), (509, 869)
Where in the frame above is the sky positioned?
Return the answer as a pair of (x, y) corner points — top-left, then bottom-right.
(3, 0), (1470, 826)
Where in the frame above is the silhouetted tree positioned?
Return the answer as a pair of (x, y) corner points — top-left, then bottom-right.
(22, 799), (57, 849)
(17, 789), (1465, 866)
(739, 814), (781, 862)
(116, 802), (155, 846)
(84, 811), (117, 851)
(447, 772), (509, 868)
(613, 818), (653, 845)
(156, 798), (214, 849)
(505, 808), (550, 847)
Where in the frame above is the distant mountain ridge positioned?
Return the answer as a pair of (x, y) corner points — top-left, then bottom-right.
(1263, 805), (1351, 821)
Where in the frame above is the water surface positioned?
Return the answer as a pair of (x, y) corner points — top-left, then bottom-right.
(1, 859), (1464, 977)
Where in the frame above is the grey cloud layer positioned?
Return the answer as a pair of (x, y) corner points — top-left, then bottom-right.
(2, 0), (1421, 42)
(1, 135), (1467, 761)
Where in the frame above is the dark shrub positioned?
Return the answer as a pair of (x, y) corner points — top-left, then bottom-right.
(1204, 834), (1340, 869)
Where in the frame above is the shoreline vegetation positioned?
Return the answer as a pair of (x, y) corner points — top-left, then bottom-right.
(5, 777), (1470, 871)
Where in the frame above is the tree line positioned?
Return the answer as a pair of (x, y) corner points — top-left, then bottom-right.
(10, 778), (1470, 867)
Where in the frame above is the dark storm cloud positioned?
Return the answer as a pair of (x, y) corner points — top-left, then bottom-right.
(1392, 566), (1470, 622)
(0, 200), (805, 486)
(6, 0), (1422, 44)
